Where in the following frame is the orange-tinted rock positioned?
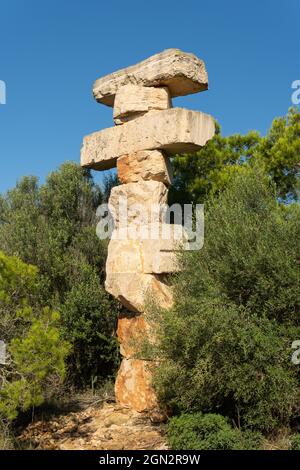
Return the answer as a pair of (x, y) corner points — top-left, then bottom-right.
(117, 150), (173, 185)
(117, 313), (152, 358)
(115, 358), (159, 412)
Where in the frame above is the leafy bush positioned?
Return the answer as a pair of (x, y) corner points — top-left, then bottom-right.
(0, 252), (70, 421)
(0, 163), (119, 387)
(151, 169), (300, 432)
(61, 270), (119, 384)
(290, 434), (300, 450)
(167, 413), (262, 450)
(171, 107), (299, 204)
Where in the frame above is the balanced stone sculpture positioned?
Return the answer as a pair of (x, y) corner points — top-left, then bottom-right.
(80, 49), (215, 415)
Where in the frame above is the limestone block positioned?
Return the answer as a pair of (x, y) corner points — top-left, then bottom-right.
(108, 180), (168, 227)
(81, 108), (215, 170)
(106, 238), (179, 275)
(105, 272), (173, 312)
(115, 358), (159, 412)
(106, 224), (187, 275)
(139, 223), (188, 274)
(93, 49), (208, 106)
(117, 150), (173, 185)
(141, 238), (180, 274)
(106, 237), (143, 274)
(117, 313), (152, 358)
(113, 85), (171, 125)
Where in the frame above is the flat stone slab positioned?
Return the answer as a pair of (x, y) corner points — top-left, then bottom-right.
(93, 49), (208, 107)
(81, 108), (215, 170)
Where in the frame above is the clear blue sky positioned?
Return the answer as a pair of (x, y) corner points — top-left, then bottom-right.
(0, 0), (299, 193)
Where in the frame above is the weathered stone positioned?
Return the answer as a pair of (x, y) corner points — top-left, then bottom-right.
(105, 272), (173, 312)
(117, 150), (173, 185)
(115, 359), (159, 412)
(117, 313), (152, 358)
(113, 85), (171, 125)
(80, 49), (215, 416)
(81, 108), (215, 170)
(108, 180), (168, 227)
(106, 224), (187, 274)
(106, 238), (179, 275)
(106, 237), (143, 274)
(93, 49), (208, 107)
(141, 238), (180, 274)
(140, 223), (188, 274)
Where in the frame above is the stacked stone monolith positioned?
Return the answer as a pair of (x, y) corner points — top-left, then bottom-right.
(81, 49), (215, 416)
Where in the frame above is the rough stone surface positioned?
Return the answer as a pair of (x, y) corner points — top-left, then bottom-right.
(117, 313), (152, 358)
(108, 180), (168, 227)
(93, 48), (208, 107)
(81, 108), (215, 170)
(105, 272), (173, 312)
(113, 85), (171, 125)
(106, 224), (186, 275)
(117, 150), (173, 185)
(141, 238), (180, 274)
(106, 239), (179, 275)
(19, 403), (168, 450)
(115, 359), (159, 413)
(106, 237), (143, 274)
(79, 49), (215, 417)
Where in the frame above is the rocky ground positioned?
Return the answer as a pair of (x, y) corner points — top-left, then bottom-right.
(18, 402), (168, 450)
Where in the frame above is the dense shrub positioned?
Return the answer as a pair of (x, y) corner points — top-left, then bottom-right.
(290, 434), (300, 450)
(0, 252), (69, 421)
(167, 413), (263, 450)
(61, 270), (119, 384)
(151, 169), (300, 432)
(0, 163), (119, 387)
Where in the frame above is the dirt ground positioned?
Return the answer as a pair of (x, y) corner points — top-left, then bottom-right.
(18, 402), (168, 450)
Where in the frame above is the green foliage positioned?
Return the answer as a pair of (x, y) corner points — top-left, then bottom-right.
(0, 251), (38, 342)
(102, 172), (119, 202)
(151, 169), (300, 432)
(257, 108), (300, 201)
(154, 303), (298, 431)
(170, 123), (260, 204)
(171, 108), (299, 204)
(183, 168), (299, 324)
(0, 162), (119, 386)
(0, 252), (69, 421)
(167, 413), (263, 450)
(61, 270), (119, 384)
(290, 434), (300, 450)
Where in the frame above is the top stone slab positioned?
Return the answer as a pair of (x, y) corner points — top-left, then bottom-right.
(93, 49), (208, 107)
